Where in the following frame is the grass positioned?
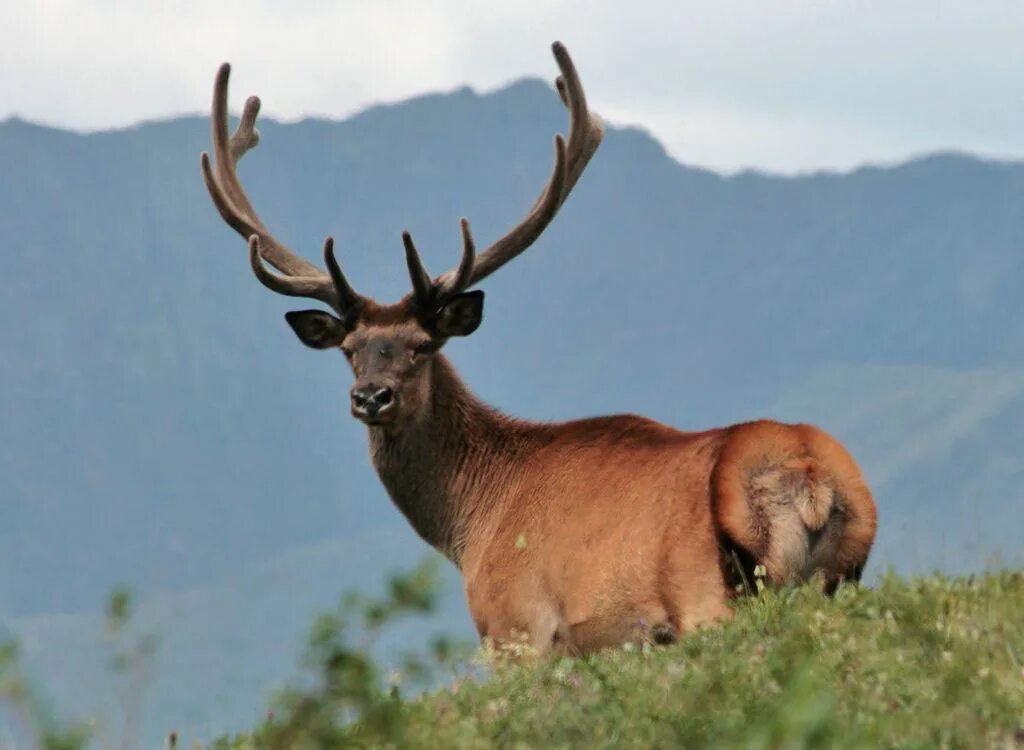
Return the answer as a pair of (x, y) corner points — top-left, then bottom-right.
(213, 569), (1024, 749)
(7, 568), (1023, 748)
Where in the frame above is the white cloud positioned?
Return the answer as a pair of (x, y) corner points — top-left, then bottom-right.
(2, 0), (1023, 173)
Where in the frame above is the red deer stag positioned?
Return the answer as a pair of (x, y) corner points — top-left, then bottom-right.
(200, 42), (877, 655)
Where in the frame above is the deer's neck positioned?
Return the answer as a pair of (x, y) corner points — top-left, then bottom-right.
(366, 355), (524, 565)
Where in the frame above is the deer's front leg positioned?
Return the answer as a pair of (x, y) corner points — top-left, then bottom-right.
(465, 570), (567, 657)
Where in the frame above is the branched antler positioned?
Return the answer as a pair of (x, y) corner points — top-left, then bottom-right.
(202, 42), (602, 326)
(402, 41), (603, 319)
(200, 63), (363, 316)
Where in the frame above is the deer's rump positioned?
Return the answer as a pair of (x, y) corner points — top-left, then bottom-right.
(710, 420), (877, 592)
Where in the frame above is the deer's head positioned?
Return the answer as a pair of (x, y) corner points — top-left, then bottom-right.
(200, 43), (602, 429)
(283, 230), (486, 427)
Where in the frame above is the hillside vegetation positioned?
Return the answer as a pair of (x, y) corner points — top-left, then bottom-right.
(208, 570), (1024, 749)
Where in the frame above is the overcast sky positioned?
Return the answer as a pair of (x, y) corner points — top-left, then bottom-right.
(2, 1), (1022, 174)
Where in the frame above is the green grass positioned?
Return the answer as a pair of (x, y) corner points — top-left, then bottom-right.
(403, 573), (1024, 749)
(215, 570), (1024, 749)
(9, 569), (1022, 748)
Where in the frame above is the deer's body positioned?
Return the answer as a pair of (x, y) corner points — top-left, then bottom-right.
(199, 43), (877, 655)
(361, 352), (875, 653)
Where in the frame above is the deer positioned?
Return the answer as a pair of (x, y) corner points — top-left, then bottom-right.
(199, 42), (877, 655)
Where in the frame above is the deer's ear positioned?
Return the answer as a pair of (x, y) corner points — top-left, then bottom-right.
(285, 310), (348, 349)
(435, 291), (484, 338)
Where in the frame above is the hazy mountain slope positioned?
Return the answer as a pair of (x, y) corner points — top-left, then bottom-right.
(7, 528), (466, 743)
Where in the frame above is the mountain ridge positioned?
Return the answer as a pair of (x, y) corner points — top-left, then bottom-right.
(6, 74), (1021, 182)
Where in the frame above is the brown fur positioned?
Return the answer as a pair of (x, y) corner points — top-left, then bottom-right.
(712, 421), (877, 589)
(343, 316), (877, 655)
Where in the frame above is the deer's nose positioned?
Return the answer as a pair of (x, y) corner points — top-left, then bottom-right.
(350, 385), (395, 421)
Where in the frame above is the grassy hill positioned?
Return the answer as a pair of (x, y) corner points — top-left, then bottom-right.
(198, 570), (1024, 749)
(7, 569), (1021, 748)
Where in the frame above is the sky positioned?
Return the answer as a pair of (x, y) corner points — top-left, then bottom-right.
(2, 0), (1023, 174)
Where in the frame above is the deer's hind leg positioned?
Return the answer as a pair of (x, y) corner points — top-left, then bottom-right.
(711, 421), (877, 589)
(660, 505), (734, 635)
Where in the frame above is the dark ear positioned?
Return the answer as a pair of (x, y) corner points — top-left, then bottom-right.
(285, 310), (348, 349)
(435, 290), (484, 338)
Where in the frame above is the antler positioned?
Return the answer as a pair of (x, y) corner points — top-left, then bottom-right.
(403, 41), (604, 317)
(200, 63), (363, 316)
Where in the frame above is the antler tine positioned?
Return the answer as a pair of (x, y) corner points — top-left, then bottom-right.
(552, 42), (604, 200)
(201, 63), (364, 315)
(404, 220), (477, 323)
(430, 42), (603, 294)
(204, 64), (321, 278)
(402, 231), (435, 313)
(209, 65), (273, 240)
(231, 95), (261, 163)
(423, 219), (477, 301)
(323, 237), (363, 312)
(450, 217), (476, 293)
(459, 134), (567, 287)
(247, 236), (339, 305)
